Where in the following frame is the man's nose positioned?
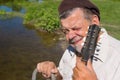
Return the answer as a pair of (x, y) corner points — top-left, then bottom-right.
(67, 30), (76, 39)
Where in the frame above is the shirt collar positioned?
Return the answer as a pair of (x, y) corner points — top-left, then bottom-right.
(93, 28), (109, 62)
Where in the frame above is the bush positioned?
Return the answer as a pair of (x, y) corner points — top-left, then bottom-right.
(23, 1), (60, 32)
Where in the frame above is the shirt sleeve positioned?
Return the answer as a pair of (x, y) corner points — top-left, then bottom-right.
(57, 46), (76, 80)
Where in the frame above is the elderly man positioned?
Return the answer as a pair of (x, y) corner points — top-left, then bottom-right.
(37, 0), (120, 80)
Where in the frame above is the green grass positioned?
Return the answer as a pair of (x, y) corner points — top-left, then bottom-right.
(92, 0), (120, 40)
(23, 1), (60, 32)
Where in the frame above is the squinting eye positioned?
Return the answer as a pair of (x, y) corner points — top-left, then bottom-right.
(61, 29), (69, 34)
(72, 28), (81, 31)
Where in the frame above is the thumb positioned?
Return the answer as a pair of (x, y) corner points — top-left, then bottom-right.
(51, 68), (58, 74)
(87, 59), (94, 71)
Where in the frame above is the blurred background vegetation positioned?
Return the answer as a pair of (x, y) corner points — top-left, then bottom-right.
(0, 0), (120, 39)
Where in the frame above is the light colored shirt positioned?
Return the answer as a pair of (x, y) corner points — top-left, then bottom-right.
(58, 28), (120, 80)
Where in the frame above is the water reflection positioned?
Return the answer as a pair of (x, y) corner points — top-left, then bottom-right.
(0, 5), (25, 13)
(25, 24), (60, 47)
(0, 6), (12, 12)
(0, 17), (65, 80)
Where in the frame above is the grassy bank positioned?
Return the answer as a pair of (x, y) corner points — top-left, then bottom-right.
(23, 1), (60, 32)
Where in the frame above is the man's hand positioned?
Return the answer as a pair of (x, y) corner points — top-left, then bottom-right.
(73, 57), (98, 80)
(37, 61), (58, 78)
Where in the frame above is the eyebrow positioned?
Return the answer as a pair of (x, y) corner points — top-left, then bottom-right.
(60, 25), (81, 30)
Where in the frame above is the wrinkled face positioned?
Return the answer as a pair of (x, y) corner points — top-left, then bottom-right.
(60, 8), (92, 52)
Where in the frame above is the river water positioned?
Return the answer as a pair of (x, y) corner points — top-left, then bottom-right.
(0, 17), (66, 80)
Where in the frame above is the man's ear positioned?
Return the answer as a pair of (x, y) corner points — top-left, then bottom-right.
(91, 15), (100, 25)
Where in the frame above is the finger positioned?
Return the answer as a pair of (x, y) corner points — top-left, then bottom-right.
(50, 68), (58, 78)
(73, 68), (78, 80)
(76, 57), (82, 65)
(41, 66), (51, 78)
(42, 73), (49, 78)
(76, 57), (87, 70)
(37, 63), (42, 72)
(46, 66), (53, 77)
(73, 67), (82, 80)
(37, 63), (47, 73)
(87, 59), (98, 79)
(51, 68), (58, 73)
(87, 59), (94, 71)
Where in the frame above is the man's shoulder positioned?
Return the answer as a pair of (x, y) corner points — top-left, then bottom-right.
(108, 35), (120, 53)
(108, 35), (120, 47)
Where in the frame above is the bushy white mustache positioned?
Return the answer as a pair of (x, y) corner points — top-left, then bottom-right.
(69, 35), (83, 44)
(75, 37), (86, 53)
